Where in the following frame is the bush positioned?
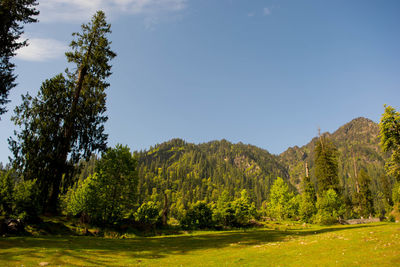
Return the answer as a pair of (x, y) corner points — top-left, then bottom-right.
(134, 201), (160, 226)
(63, 173), (102, 223)
(313, 189), (343, 225)
(231, 190), (256, 226)
(180, 201), (214, 229)
(13, 179), (40, 222)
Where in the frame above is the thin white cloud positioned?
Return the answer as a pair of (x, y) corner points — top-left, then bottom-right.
(38, 0), (187, 23)
(16, 38), (67, 62)
(263, 7), (271, 16)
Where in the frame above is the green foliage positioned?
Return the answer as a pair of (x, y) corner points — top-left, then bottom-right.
(355, 169), (374, 217)
(231, 189), (257, 226)
(180, 201), (214, 229)
(134, 139), (289, 213)
(0, 0), (39, 116)
(0, 170), (14, 214)
(314, 135), (340, 195)
(392, 182), (400, 205)
(380, 105), (400, 181)
(212, 190), (235, 227)
(134, 201), (160, 226)
(0, 169), (39, 220)
(299, 176), (317, 223)
(63, 145), (137, 225)
(267, 177), (294, 220)
(9, 11), (115, 213)
(314, 189), (343, 225)
(280, 118), (386, 210)
(13, 178), (39, 221)
(63, 173), (101, 221)
(95, 144), (138, 223)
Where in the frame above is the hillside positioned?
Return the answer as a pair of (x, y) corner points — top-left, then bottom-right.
(77, 117), (391, 211)
(279, 117), (390, 201)
(136, 139), (289, 208)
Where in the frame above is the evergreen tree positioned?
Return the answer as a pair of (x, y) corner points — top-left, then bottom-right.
(356, 169), (374, 218)
(0, 0), (38, 116)
(299, 175), (317, 223)
(9, 11), (116, 213)
(314, 135), (340, 195)
(380, 105), (400, 181)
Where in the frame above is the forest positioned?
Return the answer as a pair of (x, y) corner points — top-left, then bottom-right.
(1, 4), (400, 235)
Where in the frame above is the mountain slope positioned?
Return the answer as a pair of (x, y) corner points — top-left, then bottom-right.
(136, 138), (289, 208)
(279, 117), (388, 198)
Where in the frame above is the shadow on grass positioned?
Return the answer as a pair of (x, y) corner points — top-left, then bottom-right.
(0, 223), (388, 265)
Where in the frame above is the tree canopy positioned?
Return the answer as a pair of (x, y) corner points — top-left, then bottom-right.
(0, 0), (38, 116)
(9, 11), (116, 213)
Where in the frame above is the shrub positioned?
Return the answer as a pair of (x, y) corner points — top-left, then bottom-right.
(134, 201), (160, 226)
(180, 201), (214, 229)
(314, 189), (343, 225)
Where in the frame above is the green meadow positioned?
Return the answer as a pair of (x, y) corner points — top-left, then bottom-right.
(1, 222), (399, 266)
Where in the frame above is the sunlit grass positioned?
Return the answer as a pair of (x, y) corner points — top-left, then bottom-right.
(1, 222), (399, 266)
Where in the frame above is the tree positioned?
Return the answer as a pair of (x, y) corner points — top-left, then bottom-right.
(267, 177), (292, 220)
(0, 170), (14, 215)
(95, 145), (137, 223)
(380, 105), (400, 181)
(0, 0), (38, 116)
(314, 135), (340, 195)
(9, 11), (116, 213)
(180, 201), (214, 229)
(314, 189), (343, 225)
(134, 201), (160, 227)
(64, 145), (137, 225)
(355, 169), (374, 218)
(299, 175), (317, 223)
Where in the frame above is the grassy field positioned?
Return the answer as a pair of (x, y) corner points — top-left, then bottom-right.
(1, 222), (399, 266)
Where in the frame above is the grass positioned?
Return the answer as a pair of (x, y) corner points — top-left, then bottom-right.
(1, 222), (400, 266)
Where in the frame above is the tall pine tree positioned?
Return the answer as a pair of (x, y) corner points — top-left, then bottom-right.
(9, 11), (116, 213)
(314, 134), (340, 195)
(0, 0), (38, 116)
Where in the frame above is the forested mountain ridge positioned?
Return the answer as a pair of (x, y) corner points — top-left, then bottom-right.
(136, 139), (289, 208)
(279, 117), (390, 200)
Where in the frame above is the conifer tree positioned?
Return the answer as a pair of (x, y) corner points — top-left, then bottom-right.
(299, 174), (317, 222)
(355, 169), (374, 218)
(9, 11), (116, 213)
(314, 134), (340, 195)
(0, 0), (38, 116)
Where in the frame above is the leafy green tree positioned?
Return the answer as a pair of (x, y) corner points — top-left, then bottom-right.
(63, 173), (102, 222)
(0, 170), (14, 215)
(299, 175), (317, 223)
(134, 201), (160, 226)
(355, 169), (374, 218)
(314, 135), (340, 195)
(180, 201), (214, 229)
(9, 11), (116, 213)
(380, 105), (400, 181)
(267, 177), (292, 220)
(0, 0), (39, 116)
(212, 190), (235, 226)
(64, 145), (137, 225)
(314, 189), (343, 225)
(231, 189), (256, 226)
(95, 145), (138, 223)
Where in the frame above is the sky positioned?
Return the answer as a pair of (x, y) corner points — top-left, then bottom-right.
(1, 0), (400, 164)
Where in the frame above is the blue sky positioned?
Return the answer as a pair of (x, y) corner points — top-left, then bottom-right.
(1, 0), (400, 164)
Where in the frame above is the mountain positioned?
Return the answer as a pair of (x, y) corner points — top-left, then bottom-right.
(78, 117), (391, 211)
(135, 138), (289, 208)
(279, 117), (389, 198)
